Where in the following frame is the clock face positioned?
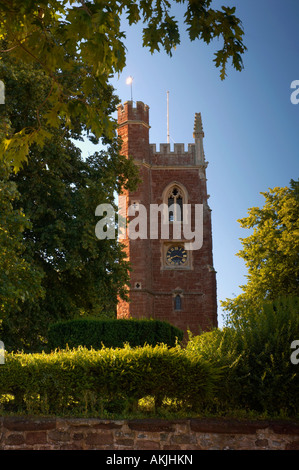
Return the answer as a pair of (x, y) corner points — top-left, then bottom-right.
(166, 245), (187, 266)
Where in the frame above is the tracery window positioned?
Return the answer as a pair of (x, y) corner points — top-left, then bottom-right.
(167, 186), (183, 222)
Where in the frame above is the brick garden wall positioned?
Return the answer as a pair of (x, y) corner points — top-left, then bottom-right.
(0, 417), (298, 450)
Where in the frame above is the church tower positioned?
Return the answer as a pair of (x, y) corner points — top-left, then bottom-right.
(117, 100), (217, 335)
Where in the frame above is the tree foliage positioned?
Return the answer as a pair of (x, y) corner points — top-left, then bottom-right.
(0, 158), (44, 321)
(0, 54), (139, 352)
(0, 0), (246, 170)
(188, 296), (299, 416)
(47, 318), (184, 350)
(222, 180), (299, 322)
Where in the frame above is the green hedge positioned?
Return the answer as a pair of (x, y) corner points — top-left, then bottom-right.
(187, 296), (299, 417)
(47, 318), (183, 351)
(1, 298), (297, 418)
(0, 345), (220, 416)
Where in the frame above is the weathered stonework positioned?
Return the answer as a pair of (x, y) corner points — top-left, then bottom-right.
(0, 417), (298, 450)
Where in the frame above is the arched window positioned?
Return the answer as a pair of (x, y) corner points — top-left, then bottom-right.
(174, 294), (182, 311)
(167, 186), (184, 222)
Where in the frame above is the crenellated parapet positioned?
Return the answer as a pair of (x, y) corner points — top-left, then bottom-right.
(149, 142), (208, 176)
(150, 143), (195, 154)
(149, 143), (195, 167)
(149, 143), (197, 166)
(117, 100), (150, 129)
(149, 112), (207, 172)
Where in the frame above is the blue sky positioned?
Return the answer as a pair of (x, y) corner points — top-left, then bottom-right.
(86, 1), (299, 327)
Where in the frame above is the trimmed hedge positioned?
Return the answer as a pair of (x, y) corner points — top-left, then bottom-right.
(47, 318), (183, 351)
(0, 345), (220, 416)
(2, 298), (297, 418)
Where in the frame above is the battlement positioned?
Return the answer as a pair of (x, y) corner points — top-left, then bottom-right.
(150, 143), (195, 155)
(149, 143), (196, 167)
(117, 100), (150, 127)
(116, 100), (205, 168)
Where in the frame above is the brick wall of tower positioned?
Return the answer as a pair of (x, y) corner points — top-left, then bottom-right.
(149, 162), (217, 335)
(117, 102), (153, 320)
(117, 101), (150, 162)
(116, 100), (217, 335)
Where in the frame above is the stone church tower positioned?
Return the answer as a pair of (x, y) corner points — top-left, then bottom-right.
(116, 100), (217, 335)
